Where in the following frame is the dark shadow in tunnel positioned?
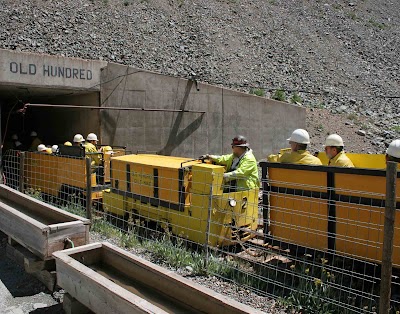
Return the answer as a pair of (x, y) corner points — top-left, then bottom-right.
(158, 80), (204, 156)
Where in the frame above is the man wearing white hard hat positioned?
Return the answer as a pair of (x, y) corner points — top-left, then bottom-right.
(278, 129), (322, 165)
(85, 133), (101, 166)
(73, 134), (85, 146)
(37, 144), (51, 154)
(324, 134), (354, 167)
(386, 140), (400, 163)
(29, 131), (42, 151)
(51, 145), (59, 154)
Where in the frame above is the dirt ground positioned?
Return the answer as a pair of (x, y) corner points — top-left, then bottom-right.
(0, 231), (63, 314)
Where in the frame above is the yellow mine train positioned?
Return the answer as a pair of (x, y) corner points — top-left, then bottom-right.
(261, 152), (400, 267)
(20, 147), (400, 260)
(103, 154), (259, 247)
(22, 145), (125, 204)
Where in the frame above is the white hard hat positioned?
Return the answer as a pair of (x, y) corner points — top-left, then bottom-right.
(73, 134), (85, 143)
(51, 145), (58, 153)
(30, 131), (37, 137)
(86, 133), (98, 141)
(15, 141), (22, 148)
(386, 140), (400, 159)
(287, 129), (310, 144)
(37, 144), (46, 152)
(325, 134), (344, 147)
(11, 134), (18, 140)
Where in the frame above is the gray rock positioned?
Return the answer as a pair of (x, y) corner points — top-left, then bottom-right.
(357, 130), (366, 136)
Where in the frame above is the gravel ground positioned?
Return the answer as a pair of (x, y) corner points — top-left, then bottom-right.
(0, 231), (64, 314)
(306, 107), (389, 154)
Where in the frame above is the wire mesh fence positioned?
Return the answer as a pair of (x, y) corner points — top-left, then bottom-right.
(2, 149), (399, 313)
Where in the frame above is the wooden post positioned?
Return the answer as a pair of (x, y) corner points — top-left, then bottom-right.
(85, 158), (92, 221)
(19, 152), (25, 193)
(380, 161), (397, 313)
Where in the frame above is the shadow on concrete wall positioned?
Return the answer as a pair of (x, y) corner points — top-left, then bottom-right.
(158, 80), (204, 156)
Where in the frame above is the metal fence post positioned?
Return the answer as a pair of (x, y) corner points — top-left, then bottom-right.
(85, 158), (92, 221)
(19, 152), (25, 193)
(204, 182), (213, 269)
(380, 161), (397, 313)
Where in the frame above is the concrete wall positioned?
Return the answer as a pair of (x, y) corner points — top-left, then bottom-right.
(0, 50), (306, 158)
(100, 63), (305, 159)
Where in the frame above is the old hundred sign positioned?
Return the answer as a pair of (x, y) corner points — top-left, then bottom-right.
(0, 49), (106, 90)
(9, 62), (94, 80)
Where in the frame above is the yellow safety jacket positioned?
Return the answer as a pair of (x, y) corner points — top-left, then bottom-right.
(210, 150), (260, 190)
(85, 142), (101, 166)
(278, 150), (322, 165)
(328, 151), (354, 168)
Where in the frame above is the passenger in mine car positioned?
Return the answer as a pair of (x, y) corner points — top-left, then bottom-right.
(324, 134), (354, 168)
(199, 135), (259, 192)
(85, 133), (101, 166)
(386, 139), (400, 164)
(277, 129), (322, 165)
(73, 134), (85, 147)
(29, 131), (42, 151)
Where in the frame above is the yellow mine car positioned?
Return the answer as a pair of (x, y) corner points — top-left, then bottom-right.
(261, 152), (400, 267)
(103, 154), (259, 247)
(23, 145), (125, 205)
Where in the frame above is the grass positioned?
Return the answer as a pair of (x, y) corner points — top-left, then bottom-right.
(348, 12), (358, 21)
(368, 19), (387, 30)
(249, 88), (265, 97)
(272, 89), (286, 102)
(290, 93), (302, 104)
(392, 126), (400, 132)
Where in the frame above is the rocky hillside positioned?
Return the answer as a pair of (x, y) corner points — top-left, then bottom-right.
(1, 0), (399, 153)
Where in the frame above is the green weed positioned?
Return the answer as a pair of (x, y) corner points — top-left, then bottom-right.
(392, 126), (400, 132)
(249, 88), (265, 97)
(290, 92), (302, 104)
(272, 89), (286, 101)
(348, 12), (358, 20)
(368, 19), (387, 30)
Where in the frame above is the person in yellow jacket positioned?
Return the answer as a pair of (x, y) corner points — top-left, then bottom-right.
(29, 131), (42, 151)
(324, 134), (354, 167)
(202, 135), (259, 192)
(278, 129), (322, 165)
(85, 133), (101, 166)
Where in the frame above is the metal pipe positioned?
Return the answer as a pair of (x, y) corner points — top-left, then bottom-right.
(20, 103), (206, 114)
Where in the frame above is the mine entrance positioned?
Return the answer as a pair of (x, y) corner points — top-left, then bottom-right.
(0, 85), (100, 152)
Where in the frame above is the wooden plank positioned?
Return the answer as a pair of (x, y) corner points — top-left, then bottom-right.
(56, 243), (262, 314)
(47, 224), (89, 257)
(0, 200), (47, 259)
(0, 184), (90, 225)
(101, 243), (261, 314)
(53, 252), (169, 314)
